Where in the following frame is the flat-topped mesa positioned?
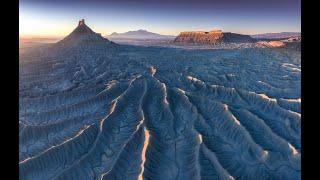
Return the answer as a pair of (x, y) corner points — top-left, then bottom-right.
(57, 19), (112, 45)
(179, 30), (222, 36)
(174, 29), (256, 44)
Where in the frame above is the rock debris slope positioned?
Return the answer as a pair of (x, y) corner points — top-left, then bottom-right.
(19, 20), (300, 180)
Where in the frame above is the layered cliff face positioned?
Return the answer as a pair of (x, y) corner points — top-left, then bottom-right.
(174, 30), (256, 44)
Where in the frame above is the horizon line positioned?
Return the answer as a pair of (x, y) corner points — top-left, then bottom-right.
(19, 29), (301, 39)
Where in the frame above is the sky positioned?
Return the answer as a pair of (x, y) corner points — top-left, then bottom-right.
(19, 0), (301, 38)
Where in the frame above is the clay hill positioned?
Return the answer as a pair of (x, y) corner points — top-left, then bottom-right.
(57, 19), (113, 46)
(173, 30), (256, 44)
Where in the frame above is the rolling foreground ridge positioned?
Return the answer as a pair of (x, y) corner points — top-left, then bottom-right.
(19, 20), (300, 180)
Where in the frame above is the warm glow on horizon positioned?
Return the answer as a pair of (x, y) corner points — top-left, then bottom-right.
(19, 15), (180, 38)
(19, 0), (300, 39)
(20, 10), (286, 38)
(19, 7), (300, 38)
(19, 16), (300, 39)
(19, 15), (181, 38)
(19, 14), (71, 38)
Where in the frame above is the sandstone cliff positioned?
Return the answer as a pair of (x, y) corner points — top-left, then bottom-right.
(173, 30), (256, 44)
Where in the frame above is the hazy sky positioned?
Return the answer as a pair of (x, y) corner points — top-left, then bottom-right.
(19, 0), (301, 37)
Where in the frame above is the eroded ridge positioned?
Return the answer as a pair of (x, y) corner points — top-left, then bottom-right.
(19, 40), (300, 179)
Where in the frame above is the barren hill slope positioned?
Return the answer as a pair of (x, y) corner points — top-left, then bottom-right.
(19, 20), (300, 180)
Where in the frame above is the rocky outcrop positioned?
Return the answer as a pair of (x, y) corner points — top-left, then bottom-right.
(257, 41), (286, 48)
(57, 19), (111, 46)
(173, 30), (256, 44)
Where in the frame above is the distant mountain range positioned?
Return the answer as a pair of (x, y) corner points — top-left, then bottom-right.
(107, 30), (301, 41)
(106, 29), (175, 39)
(251, 32), (301, 39)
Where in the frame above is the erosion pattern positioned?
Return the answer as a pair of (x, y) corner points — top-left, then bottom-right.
(19, 21), (301, 180)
